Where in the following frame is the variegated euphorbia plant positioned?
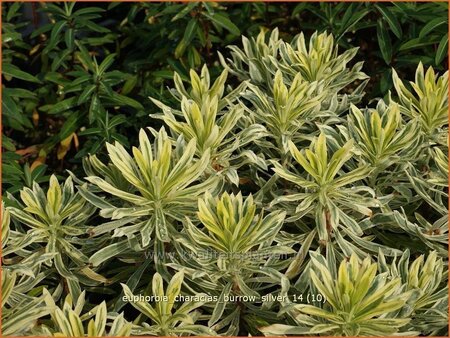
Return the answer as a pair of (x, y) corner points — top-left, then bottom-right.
(392, 62), (448, 144)
(221, 29), (368, 114)
(150, 66), (267, 185)
(2, 26), (448, 337)
(40, 289), (132, 337)
(168, 192), (292, 335)
(244, 70), (327, 157)
(260, 253), (416, 336)
(122, 270), (216, 336)
(79, 127), (220, 263)
(1, 203), (54, 335)
(271, 132), (377, 242)
(4, 176), (103, 298)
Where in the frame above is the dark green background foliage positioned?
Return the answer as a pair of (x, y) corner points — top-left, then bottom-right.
(2, 1), (448, 194)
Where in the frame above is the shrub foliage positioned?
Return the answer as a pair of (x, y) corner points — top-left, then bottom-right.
(1, 2), (448, 337)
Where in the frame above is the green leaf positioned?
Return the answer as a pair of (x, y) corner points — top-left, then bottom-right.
(47, 20), (67, 51)
(114, 259), (151, 312)
(175, 19), (198, 59)
(399, 38), (438, 51)
(375, 4), (402, 39)
(208, 282), (232, 326)
(435, 34), (448, 66)
(419, 17), (447, 38)
(59, 112), (82, 140)
(2, 135), (16, 151)
(2, 64), (41, 83)
(3, 88), (36, 99)
(121, 283), (159, 321)
(75, 41), (95, 72)
(97, 53), (116, 76)
(6, 3), (22, 21)
(89, 93), (101, 123)
(64, 28), (75, 50)
(78, 19), (110, 33)
(77, 84), (96, 105)
(171, 2), (198, 22)
(202, 12), (240, 35)
(30, 23), (53, 38)
(165, 270), (184, 314)
(89, 240), (130, 267)
(377, 19), (392, 65)
(107, 92), (144, 110)
(175, 40), (187, 60)
(121, 75), (138, 95)
(94, 302), (107, 336)
(47, 97), (78, 114)
(68, 310), (84, 336)
(73, 7), (105, 16)
(184, 18), (198, 45)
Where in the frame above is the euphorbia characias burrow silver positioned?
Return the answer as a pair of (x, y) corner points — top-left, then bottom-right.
(2, 28), (448, 336)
